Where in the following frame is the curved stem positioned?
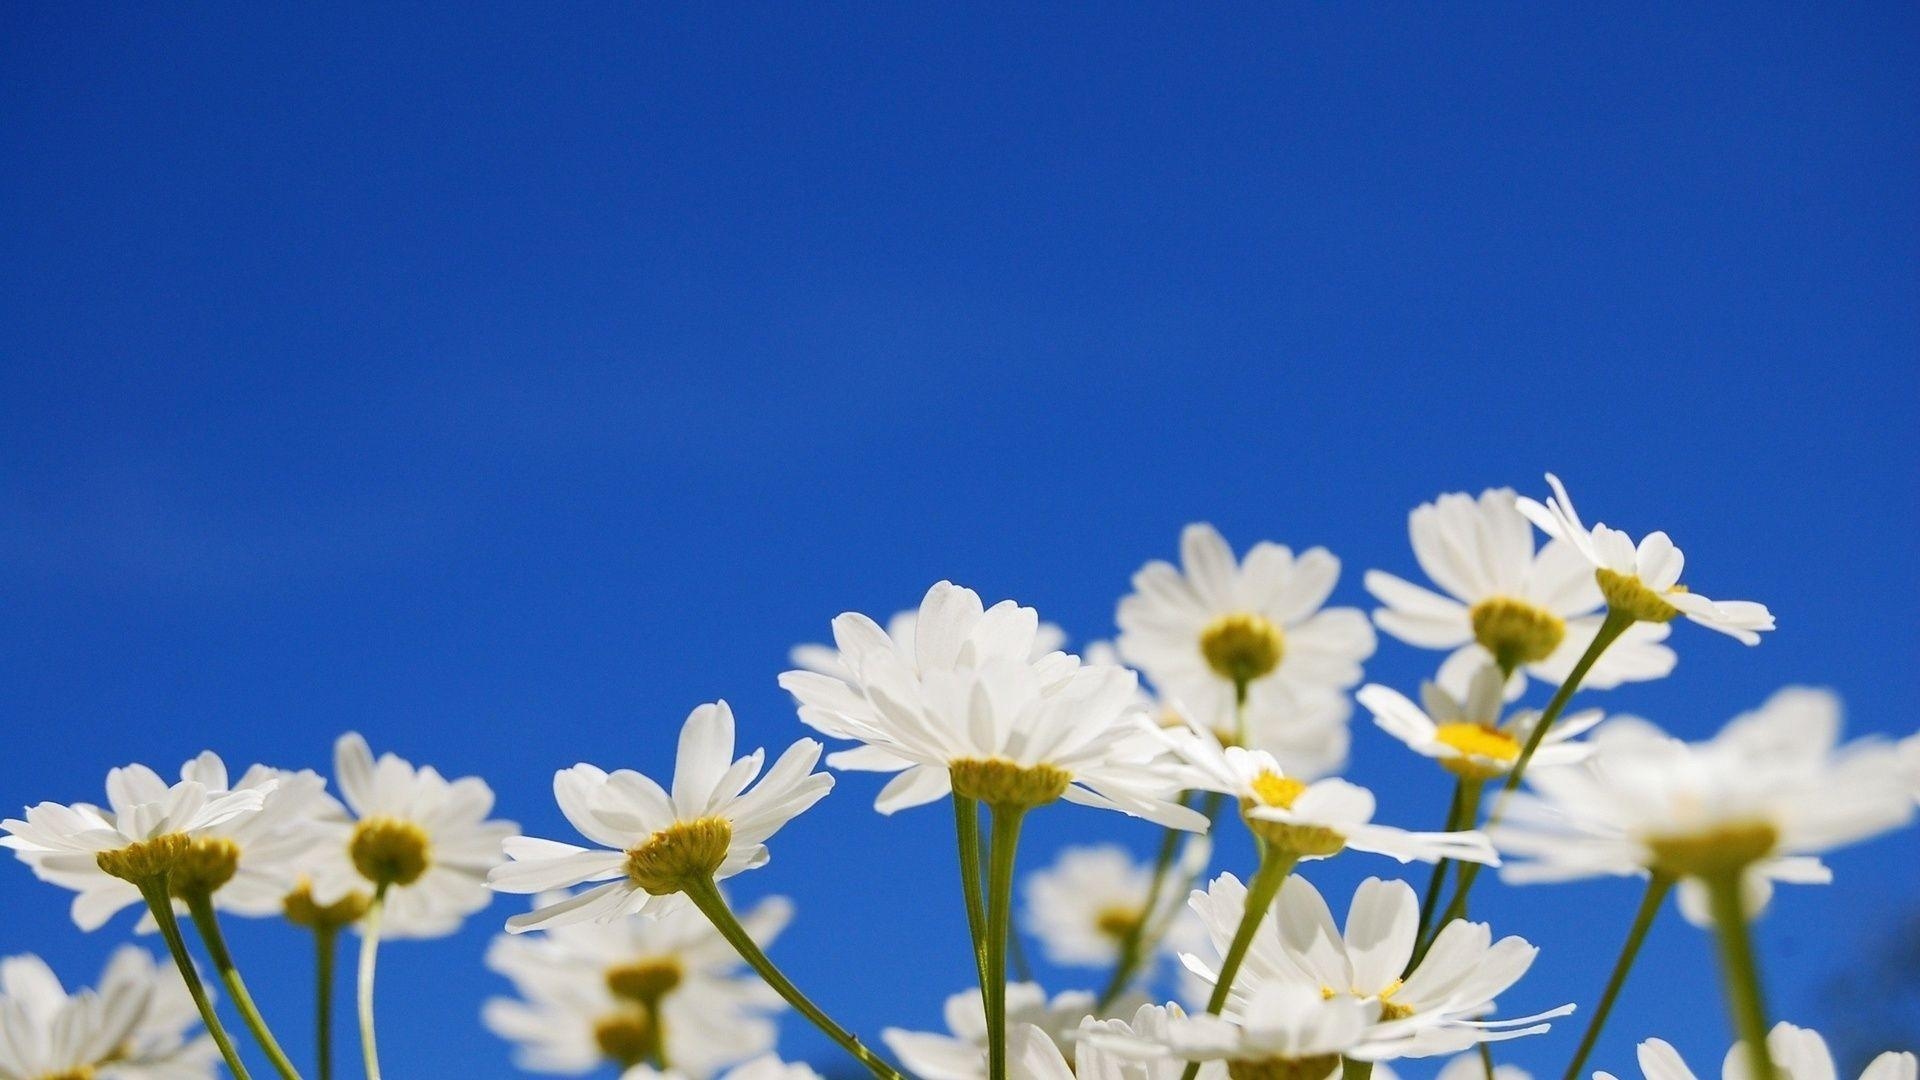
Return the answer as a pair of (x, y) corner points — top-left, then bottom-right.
(984, 805), (1027, 1080)
(313, 927), (336, 1080)
(1707, 872), (1778, 1080)
(1179, 848), (1298, 1080)
(137, 880), (254, 1080)
(1410, 779), (1470, 960)
(953, 792), (989, 988)
(682, 875), (905, 1080)
(184, 891), (304, 1080)
(1562, 874), (1672, 1080)
(1097, 807), (1187, 1010)
(357, 883), (389, 1080)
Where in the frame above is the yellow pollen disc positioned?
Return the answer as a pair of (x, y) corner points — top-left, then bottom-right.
(624, 817), (733, 895)
(168, 836), (241, 899)
(606, 958), (684, 1004)
(1647, 821), (1780, 879)
(593, 1011), (659, 1069)
(1200, 612), (1286, 686)
(1094, 906), (1144, 941)
(95, 833), (191, 884)
(1241, 772), (1345, 858)
(1433, 723), (1521, 780)
(1596, 568), (1684, 623)
(949, 757), (1072, 809)
(1226, 1055), (1343, 1080)
(1468, 596), (1566, 669)
(349, 817), (432, 888)
(1248, 770), (1307, 809)
(39, 1070), (96, 1080)
(283, 879), (373, 931)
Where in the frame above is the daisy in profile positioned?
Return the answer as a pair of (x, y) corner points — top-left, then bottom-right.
(0, 947), (218, 1080)
(1517, 473), (1775, 643)
(1184, 874), (1569, 1057)
(491, 701), (832, 932)
(1021, 842), (1208, 969)
(485, 888), (788, 1075)
(1072, 1003), (1229, 1080)
(1117, 524), (1375, 735)
(790, 603), (1067, 683)
(94, 946), (223, 1078)
(1595, 1023), (1916, 1080)
(881, 982), (1109, 1080)
(1093, 982), (1382, 1080)
(1358, 665), (1602, 783)
(1364, 487), (1677, 699)
(620, 1056), (824, 1080)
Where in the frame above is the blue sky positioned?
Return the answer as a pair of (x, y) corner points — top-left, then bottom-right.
(2, 4), (1916, 1077)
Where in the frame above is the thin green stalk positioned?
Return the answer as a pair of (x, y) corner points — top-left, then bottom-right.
(313, 928), (336, 1080)
(1427, 609), (1634, 940)
(1179, 848), (1299, 1080)
(1562, 874), (1673, 1080)
(137, 880), (254, 1080)
(357, 883), (389, 1080)
(682, 875), (905, 1080)
(1412, 779), (1469, 954)
(953, 792), (989, 987)
(984, 806), (1027, 1080)
(184, 891), (303, 1080)
(1099, 790), (1224, 1010)
(1707, 872), (1778, 1080)
(1344, 1059), (1376, 1080)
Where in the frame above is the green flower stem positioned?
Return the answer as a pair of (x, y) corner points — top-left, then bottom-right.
(953, 792), (990, 988)
(357, 882), (389, 1080)
(1562, 873), (1673, 1080)
(1098, 789), (1225, 1011)
(183, 891), (303, 1080)
(682, 875), (906, 1080)
(1707, 872), (1778, 1080)
(1344, 1059), (1376, 1080)
(1426, 608), (1634, 941)
(1179, 847), (1299, 1080)
(984, 805), (1028, 1080)
(313, 927), (337, 1080)
(136, 879), (254, 1080)
(1411, 778), (1472, 957)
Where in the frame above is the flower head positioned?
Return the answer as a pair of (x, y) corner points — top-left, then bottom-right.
(1594, 1023), (1916, 1080)
(1073, 1003), (1230, 1080)
(1118, 524), (1375, 733)
(619, 1056), (824, 1080)
(0, 946), (219, 1080)
(1022, 840), (1210, 969)
(1358, 665), (1602, 782)
(790, 604), (1067, 683)
(1516, 474), (1775, 643)
(492, 701), (833, 933)
(1094, 982), (1381, 1079)
(1364, 488), (1678, 699)
(881, 982), (1116, 1080)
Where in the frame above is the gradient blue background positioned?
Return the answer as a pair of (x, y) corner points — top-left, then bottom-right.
(3, 5), (1916, 1077)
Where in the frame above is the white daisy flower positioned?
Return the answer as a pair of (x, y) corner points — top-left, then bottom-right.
(1154, 721), (1497, 866)
(1595, 1023), (1916, 1080)
(1022, 842), (1209, 969)
(1899, 733), (1920, 805)
(781, 583), (1200, 827)
(2, 759), (272, 909)
(881, 983), (1107, 1080)
(492, 701), (833, 933)
(293, 733), (517, 940)
(1364, 488), (1677, 700)
(1073, 1003), (1230, 1080)
(1492, 688), (1913, 922)
(1183, 874), (1570, 1058)
(0, 947), (218, 1080)
(1092, 982), (1382, 1079)
(486, 889), (788, 1076)
(791, 604), (1067, 683)
(1516, 474), (1775, 644)
(1432, 1055), (1530, 1080)
(620, 1055), (824, 1080)
(1117, 524), (1376, 736)
(1358, 665), (1602, 782)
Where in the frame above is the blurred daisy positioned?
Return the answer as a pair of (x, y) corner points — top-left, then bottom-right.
(95, 946), (223, 1078)
(620, 1055), (824, 1080)
(1516, 474), (1775, 644)
(492, 701), (833, 933)
(1364, 487), (1677, 699)
(1073, 1002), (1229, 1080)
(1155, 721), (1497, 865)
(1093, 982), (1381, 1079)
(1358, 665), (1602, 782)
(1899, 733), (1920, 805)
(1491, 688), (1913, 922)
(881, 982), (1107, 1080)
(0, 947), (218, 1080)
(1117, 524), (1375, 736)
(1022, 841), (1208, 968)
(1595, 1023), (1915, 1080)
(486, 889), (788, 1075)
(790, 603), (1067, 683)
(1184, 874), (1569, 1058)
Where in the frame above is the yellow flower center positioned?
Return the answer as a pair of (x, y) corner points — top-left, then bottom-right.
(349, 817), (432, 888)
(38, 1070), (96, 1080)
(1200, 612), (1285, 686)
(1094, 905), (1145, 942)
(167, 836), (241, 898)
(1321, 979), (1415, 1019)
(95, 833), (191, 884)
(1227, 1055), (1342, 1080)
(1647, 821), (1780, 879)
(1596, 569), (1684, 623)
(949, 757), (1072, 809)
(283, 879), (373, 931)
(593, 1011), (659, 1069)
(1469, 596), (1566, 670)
(1248, 770), (1306, 809)
(624, 817), (732, 895)
(1433, 722), (1522, 780)
(605, 958), (684, 1004)
(1240, 770), (1345, 858)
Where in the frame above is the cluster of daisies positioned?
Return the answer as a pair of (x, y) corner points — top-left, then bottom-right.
(4, 474), (1918, 1080)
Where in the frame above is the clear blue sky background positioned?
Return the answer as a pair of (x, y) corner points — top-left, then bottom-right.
(3, 5), (1915, 1078)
